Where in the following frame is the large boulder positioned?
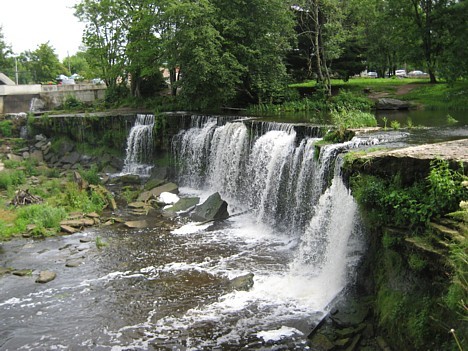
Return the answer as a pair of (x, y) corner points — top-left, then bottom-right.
(375, 98), (410, 110)
(165, 197), (200, 213)
(191, 192), (229, 222)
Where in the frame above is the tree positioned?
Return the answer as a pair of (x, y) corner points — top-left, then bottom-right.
(27, 43), (66, 83)
(75, 0), (127, 88)
(435, 0), (468, 82)
(0, 26), (15, 81)
(295, 0), (347, 96)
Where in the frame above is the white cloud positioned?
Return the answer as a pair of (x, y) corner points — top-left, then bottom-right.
(0, 0), (85, 60)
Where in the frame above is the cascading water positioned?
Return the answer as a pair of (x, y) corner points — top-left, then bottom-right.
(121, 114), (155, 176)
(165, 116), (370, 348)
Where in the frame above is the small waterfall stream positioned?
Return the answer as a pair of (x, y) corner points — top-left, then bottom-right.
(122, 114), (155, 176)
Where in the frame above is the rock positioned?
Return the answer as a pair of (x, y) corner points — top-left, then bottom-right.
(36, 271), (56, 283)
(227, 273), (254, 291)
(330, 302), (370, 327)
(12, 269), (32, 276)
(30, 150), (44, 162)
(128, 202), (149, 209)
(124, 220), (148, 229)
(7, 153), (22, 162)
(65, 259), (82, 268)
(137, 182), (179, 202)
(376, 98), (410, 110)
(61, 151), (81, 165)
(191, 192), (229, 222)
(0, 266), (12, 275)
(79, 237), (93, 243)
(86, 212), (100, 218)
(60, 219), (95, 228)
(165, 197), (200, 213)
(35, 134), (47, 142)
(309, 333), (335, 351)
(73, 171), (89, 191)
(117, 174), (142, 185)
(144, 178), (166, 191)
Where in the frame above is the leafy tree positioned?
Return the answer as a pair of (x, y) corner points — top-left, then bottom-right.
(295, 0), (347, 96)
(27, 43), (66, 83)
(436, 0), (468, 82)
(0, 26), (15, 81)
(75, 0), (127, 88)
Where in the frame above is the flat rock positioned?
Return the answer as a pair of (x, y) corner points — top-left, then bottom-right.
(36, 271), (56, 283)
(60, 219), (95, 228)
(376, 98), (410, 110)
(137, 183), (179, 202)
(65, 259), (83, 268)
(124, 220), (148, 229)
(12, 269), (32, 276)
(166, 197), (200, 213)
(128, 202), (149, 209)
(61, 225), (79, 234)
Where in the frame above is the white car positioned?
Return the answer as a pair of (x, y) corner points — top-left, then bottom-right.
(367, 71), (378, 78)
(408, 70), (425, 76)
(395, 69), (407, 77)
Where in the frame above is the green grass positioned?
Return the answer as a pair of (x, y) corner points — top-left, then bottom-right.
(291, 78), (468, 110)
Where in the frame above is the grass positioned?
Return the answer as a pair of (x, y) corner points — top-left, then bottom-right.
(291, 78), (468, 110)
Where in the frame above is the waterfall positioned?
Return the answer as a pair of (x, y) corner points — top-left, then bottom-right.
(172, 117), (374, 293)
(122, 114), (155, 176)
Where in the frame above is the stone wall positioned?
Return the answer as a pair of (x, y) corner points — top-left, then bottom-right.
(0, 84), (106, 114)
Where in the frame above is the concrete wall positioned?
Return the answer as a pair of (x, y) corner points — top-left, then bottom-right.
(0, 84), (107, 114)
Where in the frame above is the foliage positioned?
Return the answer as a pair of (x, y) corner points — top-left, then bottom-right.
(0, 120), (13, 137)
(15, 204), (67, 237)
(390, 120), (401, 130)
(330, 107), (377, 129)
(0, 170), (26, 190)
(27, 42), (67, 83)
(351, 160), (467, 230)
(61, 95), (85, 110)
(78, 165), (101, 185)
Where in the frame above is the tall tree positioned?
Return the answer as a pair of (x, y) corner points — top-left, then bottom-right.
(295, 0), (347, 96)
(75, 0), (127, 88)
(27, 43), (66, 83)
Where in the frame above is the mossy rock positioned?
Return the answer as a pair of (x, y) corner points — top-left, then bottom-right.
(165, 197), (200, 213)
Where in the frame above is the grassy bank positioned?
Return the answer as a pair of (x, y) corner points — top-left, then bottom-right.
(290, 78), (468, 110)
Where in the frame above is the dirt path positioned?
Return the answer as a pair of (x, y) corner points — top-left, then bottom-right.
(395, 83), (419, 95)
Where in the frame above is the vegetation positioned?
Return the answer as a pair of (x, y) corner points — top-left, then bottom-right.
(349, 159), (468, 349)
(0, 160), (114, 240)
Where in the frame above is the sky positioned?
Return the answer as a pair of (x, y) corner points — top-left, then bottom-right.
(0, 0), (86, 60)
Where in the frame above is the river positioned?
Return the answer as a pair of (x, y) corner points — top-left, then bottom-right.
(1, 114), (467, 350)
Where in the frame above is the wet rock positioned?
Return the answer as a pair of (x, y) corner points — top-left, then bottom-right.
(330, 302), (370, 327)
(79, 237), (93, 243)
(128, 202), (149, 209)
(124, 220), (148, 229)
(12, 269), (32, 276)
(60, 219), (95, 228)
(65, 259), (82, 268)
(309, 333), (335, 351)
(191, 192), (229, 222)
(165, 197), (200, 213)
(0, 266), (12, 275)
(60, 224), (78, 234)
(227, 273), (254, 291)
(36, 271), (56, 283)
(116, 174), (142, 185)
(375, 98), (410, 110)
(144, 178), (166, 191)
(137, 182), (179, 202)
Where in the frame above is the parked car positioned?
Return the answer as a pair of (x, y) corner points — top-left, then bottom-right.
(92, 78), (105, 85)
(408, 70), (425, 77)
(367, 71), (378, 78)
(395, 69), (407, 77)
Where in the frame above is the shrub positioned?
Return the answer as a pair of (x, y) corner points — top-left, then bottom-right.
(15, 204), (67, 237)
(0, 170), (26, 190)
(0, 120), (13, 137)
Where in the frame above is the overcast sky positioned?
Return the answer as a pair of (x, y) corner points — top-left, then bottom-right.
(0, 0), (85, 60)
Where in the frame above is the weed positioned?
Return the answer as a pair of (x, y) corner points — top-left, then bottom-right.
(390, 120), (401, 130)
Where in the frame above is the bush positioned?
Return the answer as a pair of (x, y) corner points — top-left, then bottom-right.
(15, 204), (67, 237)
(0, 120), (13, 137)
(0, 170), (26, 190)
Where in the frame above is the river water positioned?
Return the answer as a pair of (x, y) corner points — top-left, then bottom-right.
(1, 115), (467, 350)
